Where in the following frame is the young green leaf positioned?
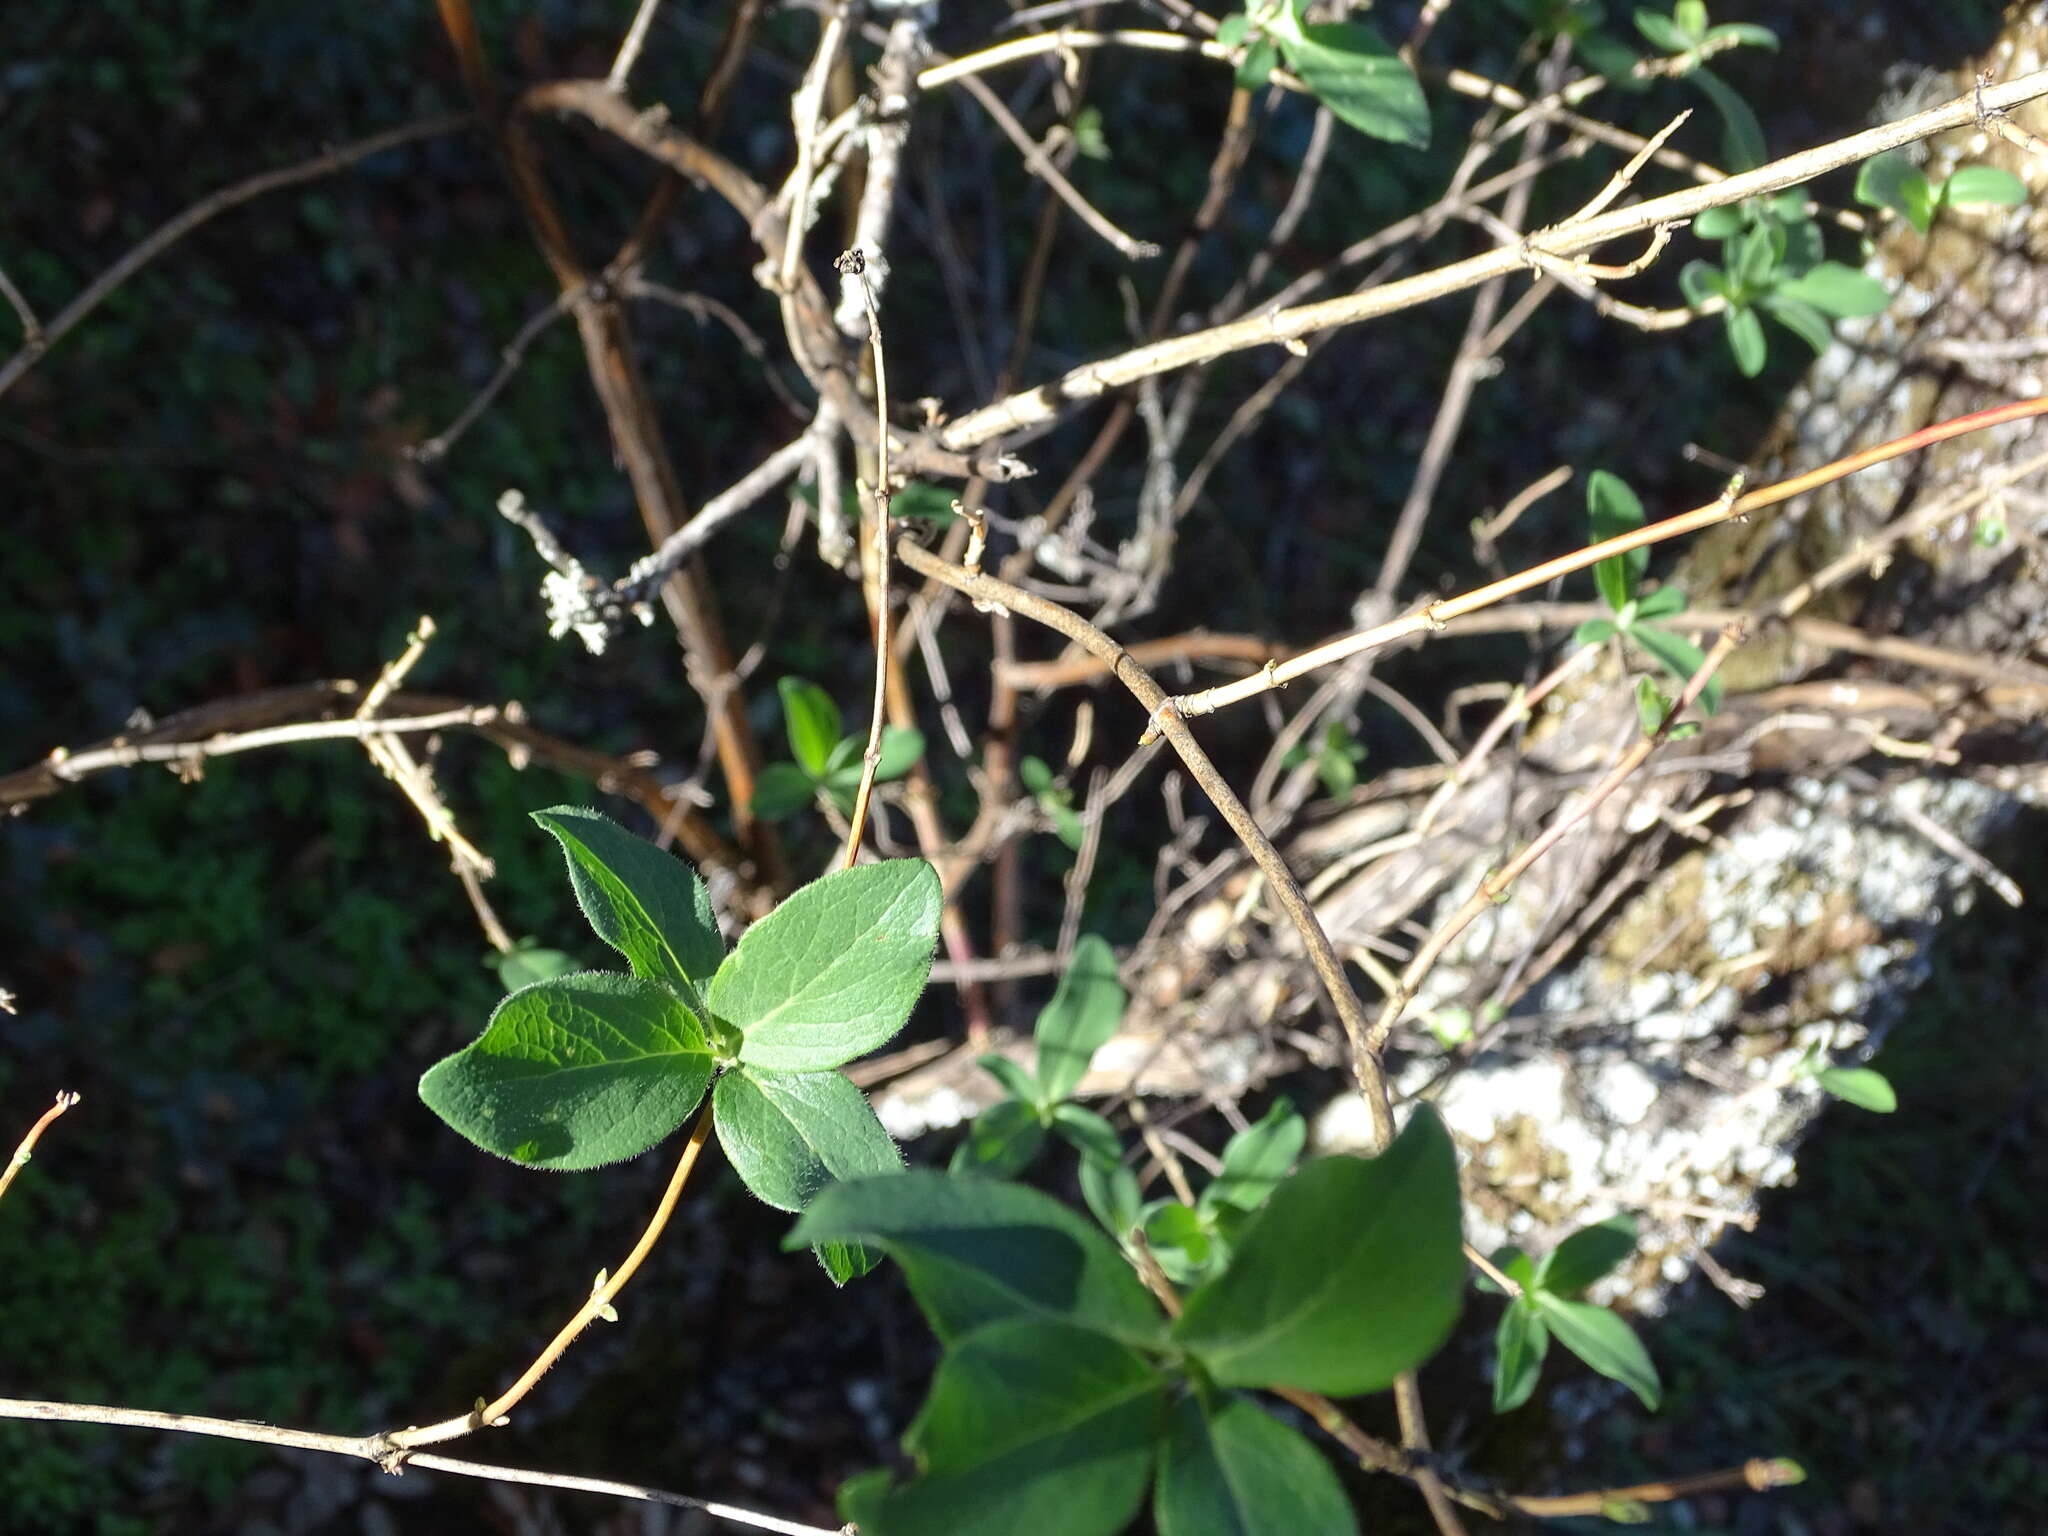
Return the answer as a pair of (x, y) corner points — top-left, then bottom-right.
(1034, 935), (1127, 1103)
(1632, 8), (1691, 53)
(950, 1099), (1047, 1180)
(492, 944), (579, 991)
(1172, 1108), (1464, 1395)
(1531, 1292), (1662, 1409)
(790, 1169), (1168, 1346)
(1633, 583), (1688, 621)
(977, 1052), (1044, 1109)
(1627, 621), (1724, 715)
(1081, 1155), (1144, 1242)
(1051, 1103), (1124, 1168)
(1855, 150), (1926, 226)
(1691, 67), (1765, 171)
(713, 1065), (900, 1282)
(1273, 18), (1429, 148)
(1815, 1066), (1897, 1113)
(890, 482), (963, 523)
(1943, 164), (2027, 208)
(750, 762), (819, 822)
(1635, 676), (1672, 734)
(1723, 302), (1768, 376)
(1704, 21), (1777, 50)
(778, 676), (844, 779)
(1759, 293), (1836, 356)
(1574, 617), (1619, 648)
(420, 972), (714, 1171)
(1692, 203), (1745, 241)
(1587, 469), (1647, 613)
(1154, 1393), (1359, 1536)
(1474, 1244), (1539, 1297)
(1201, 1099), (1306, 1217)
(1492, 1299), (1549, 1413)
(1772, 262), (1890, 318)
(1678, 259), (1728, 309)
(532, 807), (724, 994)
(1671, 0), (1707, 40)
(1535, 1213), (1639, 1296)
(840, 1318), (1167, 1536)
(712, 859), (942, 1071)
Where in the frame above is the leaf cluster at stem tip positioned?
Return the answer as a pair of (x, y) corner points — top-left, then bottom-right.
(418, 805), (943, 1282)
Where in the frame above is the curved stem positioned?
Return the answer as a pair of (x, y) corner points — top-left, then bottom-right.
(384, 1102), (716, 1451)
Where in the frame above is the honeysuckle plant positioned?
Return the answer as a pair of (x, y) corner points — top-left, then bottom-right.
(1855, 149), (2027, 234)
(419, 805), (942, 1282)
(796, 1107), (1468, 1536)
(1573, 469), (1723, 720)
(1217, 0), (1429, 146)
(751, 676), (925, 823)
(1483, 1214), (1663, 1413)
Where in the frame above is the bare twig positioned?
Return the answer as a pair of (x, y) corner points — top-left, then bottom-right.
(837, 251), (895, 871)
(607, 0), (666, 92)
(384, 1103), (715, 1451)
(0, 114), (469, 399)
(410, 286), (583, 462)
(0, 1093), (81, 1205)
(936, 71), (2048, 451)
(0, 1399), (837, 1536)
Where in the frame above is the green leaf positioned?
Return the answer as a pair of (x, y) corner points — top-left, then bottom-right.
(1671, 0), (1706, 40)
(1238, 36), (1279, 91)
(844, 1318), (1165, 1536)
(1587, 469), (1647, 613)
(1723, 302), (1768, 376)
(778, 677), (843, 778)
(875, 726), (926, 781)
(1315, 741), (1358, 800)
(1943, 164), (2027, 207)
(751, 762), (819, 822)
(1573, 617), (1619, 648)
(1728, 222), (1778, 293)
(1678, 259), (1727, 308)
(977, 1052), (1044, 1108)
(1144, 1201), (1212, 1274)
(1854, 150), (1918, 217)
(1492, 1299), (1549, 1412)
(419, 972), (714, 1171)
(1531, 1292), (1662, 1409)
(1691, 203), (1745, 240)
(1536, 1214), (1639, 1296)
(1081, 1155), (1144, 1242)
(1216, 13), (1250, 46)
(1703, 21), (1776, 50)
(1035, 935), (1127, 1103)
(790, 1169), (1168, 1346)
(1632, 9), (1690, 52)
(1628, 621), (1724, 715)
(1773, 261), (1890, 318)
(493, 945), (579, 991)
(1575, 28), (1645, 88)
(1173, 1108), (1464, 1394)
(1760, 293), (1836, 356)
(1691, 66), (1765, 171)
(532, 807), (724, 995)
(1475, 1244), (1538, 1296)
(1635, 676), (1673, 734)
(1277, 22), (1430, 148)
(1633, 583), (1687, 620)
(1051, 1103), (1124, 1168)
(1202, 1100), (1306, 1217)
(713, 859), (942, 1071)
(950, 1099), (1047, 1180)
(1154, 1394), (1359, 1536)
(1071, 104), (1110, 161)
(891, 482), (962, 523)
(1815, 1066), (1897, 1113)
(713, 1065), (900, 1282)
(1019, 755), (1055, 795)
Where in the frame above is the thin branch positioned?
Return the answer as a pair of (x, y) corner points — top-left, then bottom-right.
(0, 114), (469, 399)
(0, 1093), (81, 1205)
(1150, 395), (2048, 733)
(0, 1400), (838, 1536)
(36, 707), (497, 781)
(0, 262), (42, 349)
(936, 71), (2048, 451)
(607, 0), (667, 92)
(838, 250), (894, 870)
(384, 1103), (716, 1452)
(410, 286), (582, 463)
(897, 537), (1396, 1148)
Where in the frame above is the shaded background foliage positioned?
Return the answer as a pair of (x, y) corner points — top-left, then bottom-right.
(1, 0), (2038, 1531)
